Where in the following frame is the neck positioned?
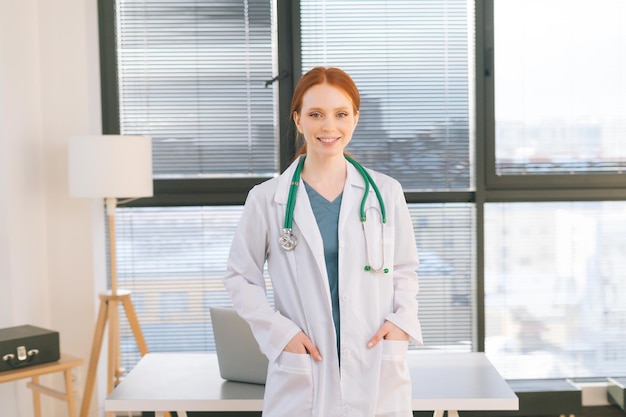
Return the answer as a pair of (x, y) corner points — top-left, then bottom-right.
(302, 154), (346, 181)
(300, 154), (347, 201)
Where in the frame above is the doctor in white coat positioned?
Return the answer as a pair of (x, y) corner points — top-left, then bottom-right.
(223, 67), (422, 417)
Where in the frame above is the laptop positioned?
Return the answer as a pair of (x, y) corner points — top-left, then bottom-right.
(210, 306), (269, 385)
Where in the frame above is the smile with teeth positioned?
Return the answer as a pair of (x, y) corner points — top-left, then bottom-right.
(318, 136), (340, 143)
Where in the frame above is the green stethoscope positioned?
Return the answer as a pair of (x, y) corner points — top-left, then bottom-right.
(279, 155), (389, 274)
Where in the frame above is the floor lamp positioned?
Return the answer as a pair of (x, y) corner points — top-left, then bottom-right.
(68, 135), (153, 417)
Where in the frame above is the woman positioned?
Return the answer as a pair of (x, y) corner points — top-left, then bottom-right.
(223, 67), (422, 416)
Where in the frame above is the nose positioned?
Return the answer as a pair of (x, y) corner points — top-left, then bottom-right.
(321, 117), (335, 131)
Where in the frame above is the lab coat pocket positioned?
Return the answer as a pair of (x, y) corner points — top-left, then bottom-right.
(262, 351), (314, 417)
(376, 340), (412, 417)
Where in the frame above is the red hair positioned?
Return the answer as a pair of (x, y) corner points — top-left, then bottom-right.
(291, 67), (360, 157)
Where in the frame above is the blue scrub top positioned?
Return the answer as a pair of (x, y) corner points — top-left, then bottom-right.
(304, 181), (342, 356)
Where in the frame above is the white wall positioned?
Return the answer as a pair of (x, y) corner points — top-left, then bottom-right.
(0, 0), (106, 416)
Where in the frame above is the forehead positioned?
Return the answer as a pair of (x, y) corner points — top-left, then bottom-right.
(301, 83), (354, 109)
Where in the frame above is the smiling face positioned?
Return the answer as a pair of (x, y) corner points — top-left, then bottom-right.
(293, 82), (359, 161)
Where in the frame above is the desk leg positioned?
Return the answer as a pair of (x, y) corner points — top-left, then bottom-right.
(176, 412), (189, 417)
(433, 412), (459, 417)
(31, 375), (42, 417)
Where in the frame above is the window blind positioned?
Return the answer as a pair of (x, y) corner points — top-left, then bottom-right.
(300, 0), (472, 191)
(410, 203), (474, 350)
(116, 0), (278, 178)
(114, 206), (265, 369)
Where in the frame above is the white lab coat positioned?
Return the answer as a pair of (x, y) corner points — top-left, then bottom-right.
(223, 156), (422, 417)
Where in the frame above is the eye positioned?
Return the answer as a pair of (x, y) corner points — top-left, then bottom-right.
(337, 111), (349, 118)
(309, 112), (322, 118)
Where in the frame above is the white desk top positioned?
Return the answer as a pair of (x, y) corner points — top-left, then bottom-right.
(105, 352), (518, 413)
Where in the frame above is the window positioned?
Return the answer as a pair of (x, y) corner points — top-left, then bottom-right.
(297, 0), (475, 351)
(494, 1), (626, 176)
(485, 202), (626, 378)
(409, 204), (474, 350)
(104, 0), (475, 374)
(482, 0), (626, 379)
(114, 0), (278, 178)
(103, 0), (626, 382)
(300, 0), (472, 191)
(116, 206), (246, 366)
(488, 0), (626, 187)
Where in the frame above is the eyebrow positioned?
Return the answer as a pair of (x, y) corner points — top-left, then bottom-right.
(305, 106), (351, 112)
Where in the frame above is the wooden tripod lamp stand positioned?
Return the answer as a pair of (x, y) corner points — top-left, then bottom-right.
(68, 135), (153, 417)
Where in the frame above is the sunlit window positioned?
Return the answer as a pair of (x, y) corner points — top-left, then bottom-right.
(485, 202), (626, 378)
(494, 0), (626, 175)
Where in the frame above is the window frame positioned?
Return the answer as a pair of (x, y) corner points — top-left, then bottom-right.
(477, 0), (626, 382)
(480, 0), (626, 196)
(98, 0), (482, 354)
(98, 0), (626, 383)
(98, 0), (474, 208)
(98, 0), (297, 207)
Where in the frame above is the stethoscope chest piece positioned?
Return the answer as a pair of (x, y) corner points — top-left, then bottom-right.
(279, 228), (297, 251)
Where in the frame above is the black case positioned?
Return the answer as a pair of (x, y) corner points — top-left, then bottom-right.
(0, 325), (60, 372)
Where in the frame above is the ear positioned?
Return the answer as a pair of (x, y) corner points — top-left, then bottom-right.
(354, 110), (360, 128)
(293, 111), (303, 133)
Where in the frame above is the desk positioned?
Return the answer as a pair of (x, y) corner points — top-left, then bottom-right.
(0, 353), (84, 417)
(106, 352), (518, 417)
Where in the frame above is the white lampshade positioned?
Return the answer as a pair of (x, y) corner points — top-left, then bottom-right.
(68, 135), (153, 199)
